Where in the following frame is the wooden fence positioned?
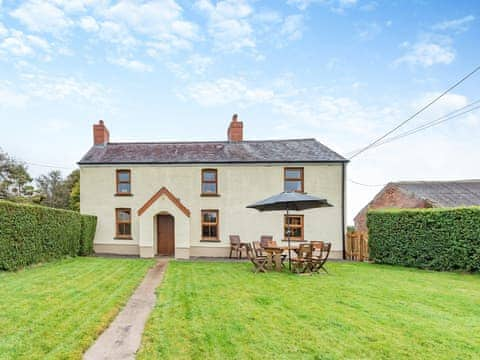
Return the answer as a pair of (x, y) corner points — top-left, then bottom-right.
(345, 231), (369, 261)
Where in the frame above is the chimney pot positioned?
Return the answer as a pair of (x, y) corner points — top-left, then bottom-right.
(93, 120), (110, 146)
(227, 113), (243, 142)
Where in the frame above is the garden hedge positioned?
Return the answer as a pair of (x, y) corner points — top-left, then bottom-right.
(0, 200), (97, 271)
(79, 215), (97, 256)
(367, 207), (480, 272)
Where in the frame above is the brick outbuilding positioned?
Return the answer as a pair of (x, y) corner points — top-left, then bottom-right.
(354, 180), (480, 233)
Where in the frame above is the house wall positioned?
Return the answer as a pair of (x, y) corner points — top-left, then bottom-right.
(354, 184), (429, 233)
(80, 163), (345, 259)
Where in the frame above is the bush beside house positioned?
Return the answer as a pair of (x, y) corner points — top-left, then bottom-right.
(0, 200), (97, 271)
(367, 207), (480, 272)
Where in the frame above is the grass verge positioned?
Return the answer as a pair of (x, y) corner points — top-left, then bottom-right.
(138, 261), (480, 359)
(0, 257), (154, 359)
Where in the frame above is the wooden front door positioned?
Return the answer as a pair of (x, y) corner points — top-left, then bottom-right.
(157, 215), (174, 256)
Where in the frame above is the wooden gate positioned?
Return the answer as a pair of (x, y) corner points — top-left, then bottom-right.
(346, 232), (369, 261)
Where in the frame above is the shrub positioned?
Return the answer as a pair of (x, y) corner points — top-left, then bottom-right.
(367, 207), (480, 272)
(79, 215), (97, 256)
(0, 200), (97, 271)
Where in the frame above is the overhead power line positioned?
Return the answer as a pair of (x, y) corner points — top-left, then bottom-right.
(367, 103), (480, 150)
(348, 179), (386, 187)
(25, 162), (72, 170)
(349, 64), (480, 159)
(345, 98), (480, 156)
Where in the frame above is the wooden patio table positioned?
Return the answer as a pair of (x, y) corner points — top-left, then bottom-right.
(263, 244), (310, 271)
(262, 247), (284, 271)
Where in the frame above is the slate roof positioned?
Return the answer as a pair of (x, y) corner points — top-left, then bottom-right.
(78, 139), (347, 165)
(394, 180), (480, 207)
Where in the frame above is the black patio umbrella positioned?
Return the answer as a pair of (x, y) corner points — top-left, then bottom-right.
(247, 192), (333, 270)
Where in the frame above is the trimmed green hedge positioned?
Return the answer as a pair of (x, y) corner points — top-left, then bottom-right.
(0, 200), (97, 271)
(367, 207), (480, 272)
(79, 215), (97, 256)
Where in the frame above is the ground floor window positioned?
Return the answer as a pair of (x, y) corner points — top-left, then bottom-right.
(284, 215), (304, 241)
(201, 210), (219, 241)
(116, 208), (132, 239)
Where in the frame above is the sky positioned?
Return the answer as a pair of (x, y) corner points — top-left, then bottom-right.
(0, 0), (479, 223)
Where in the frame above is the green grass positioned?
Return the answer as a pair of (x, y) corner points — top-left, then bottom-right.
(0, 257), (154, 360)
(138, 261), (480, 360)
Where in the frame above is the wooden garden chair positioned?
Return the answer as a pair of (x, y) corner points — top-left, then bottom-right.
(229, 235), (247, 259)
(311, 242), (332, 274)
(260, 235), (273, 248)
(252, 241), (265, 257)
(311, 241), (324, 258)
(246, 243), (268, 273)
(291, 243), (313, 274)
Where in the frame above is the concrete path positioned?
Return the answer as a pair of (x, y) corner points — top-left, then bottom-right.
(84, 259), (169, 360)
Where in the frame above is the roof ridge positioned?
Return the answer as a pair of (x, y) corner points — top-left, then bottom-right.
(394, 179), (480, 184)
(106, 138), (317, 145)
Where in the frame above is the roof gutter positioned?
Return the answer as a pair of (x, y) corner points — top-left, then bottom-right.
(77, 160), (350, 166)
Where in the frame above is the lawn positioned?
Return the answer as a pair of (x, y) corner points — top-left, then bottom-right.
(138, 261), (480, 360)
(0, 257), (154, 360)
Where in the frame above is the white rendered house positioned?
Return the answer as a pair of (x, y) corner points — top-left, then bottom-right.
(79, 115), (348, 259)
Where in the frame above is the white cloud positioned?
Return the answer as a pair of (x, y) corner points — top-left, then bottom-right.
(195, 0), (255, 52)
(109, 57), (153, 72)
(20, 72), (111, 105)
(10, 1), (73, 34)
(99, 0), (198, 52)
(97, 21), (137, 47)
(181, 77), (274, 106)
(179, 76), (394, 139)
(287, 0), (357, 13)
(165, 54), (212, 79)
(1, 36), (33, 56)
(79, 16), (99, 32)
(52, 0), (103, 13)
(145, 32), (193, 54)
(280, 14), (304, 41)
(9, 0), (199, 58)
(68, 0), (199, 55)
(187, 54), (213, 74)
(0, 30), (51, 58)
(394, 15), (474, 69)
(1, 71), (111, 108)
(433, 15), (475, 33)
(409, 92), (479, 127)
(394, 37), (455, 67)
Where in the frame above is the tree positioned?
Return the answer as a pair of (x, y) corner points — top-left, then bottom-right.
(36, 170), (70, 209)
(70, 181), (80, 211)
(0, 148), (33, 199)
(68, 169), (80, 211)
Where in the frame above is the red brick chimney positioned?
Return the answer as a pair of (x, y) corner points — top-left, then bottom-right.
(93, 120), (109, 145)
(227, 114), (243, 142)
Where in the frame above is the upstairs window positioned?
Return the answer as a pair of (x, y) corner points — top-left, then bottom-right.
(284, 167), (304, 192)
(201, 210), (219, 241)
(284, 215), (304, 241)
(116, 208), (132, 239)
(201, 169), (218, 195)
(116, 170), (131, 195)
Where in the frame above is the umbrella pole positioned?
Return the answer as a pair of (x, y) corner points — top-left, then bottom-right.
(287, 206), (291, 270)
